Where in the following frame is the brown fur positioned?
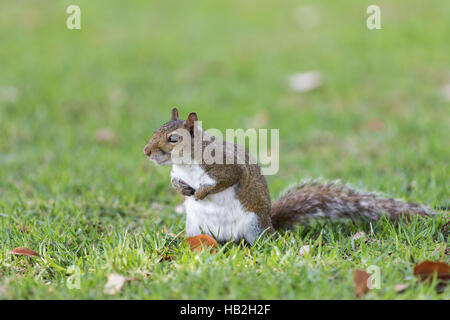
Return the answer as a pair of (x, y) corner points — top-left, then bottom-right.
(270, 180), (434, 230)
(199, 144), (274, 234)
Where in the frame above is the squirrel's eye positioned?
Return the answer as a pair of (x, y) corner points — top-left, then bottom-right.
(168, 134), (180, 143)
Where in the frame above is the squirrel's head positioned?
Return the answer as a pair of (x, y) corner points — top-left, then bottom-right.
(143, 107), (198, 166)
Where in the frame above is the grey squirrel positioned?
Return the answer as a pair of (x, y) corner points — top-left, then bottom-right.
(143, 108), (435, 244)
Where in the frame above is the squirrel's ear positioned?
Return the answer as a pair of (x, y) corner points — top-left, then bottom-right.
(170, 107), (179, 121)
(184, 112), (198, 135)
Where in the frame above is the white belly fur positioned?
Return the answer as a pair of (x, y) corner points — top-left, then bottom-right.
(171, 164), (262, 243)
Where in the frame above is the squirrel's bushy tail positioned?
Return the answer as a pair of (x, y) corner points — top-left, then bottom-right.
(270, 180), (435, 230)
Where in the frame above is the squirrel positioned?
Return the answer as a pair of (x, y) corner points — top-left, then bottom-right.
(143, 108), (435, 244)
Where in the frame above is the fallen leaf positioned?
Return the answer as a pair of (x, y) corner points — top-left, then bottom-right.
(186, 234), (217, 253)
(394, 283), (409, 293)
(413, 260), (450, 281)
(298, 245), (310, 256)
(352, 231), (366, 240)
(288, 71), (322, 92)
(9, 247), (40, 258)
(94, 128), (119, 144)
(159, 255), (173, 262)
(354, 269), (370, 298)
(157, 251), (174, 262)
(104, 273), (129, 295)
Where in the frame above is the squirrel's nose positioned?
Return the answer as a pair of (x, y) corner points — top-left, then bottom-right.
(144, 144), (152, 156)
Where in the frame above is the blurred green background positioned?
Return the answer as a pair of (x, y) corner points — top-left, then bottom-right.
(1, 0), (449, 202)
(0, 0), (448, 299)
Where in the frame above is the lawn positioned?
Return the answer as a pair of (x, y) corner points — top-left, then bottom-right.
(0, 0), (449, 299)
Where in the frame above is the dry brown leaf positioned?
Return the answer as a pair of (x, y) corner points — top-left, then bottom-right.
(157, 251), (174, 262)
(186, 234), (217, 253)
(9, 247), (40, 258)
(159, 255), (173, 262)
(354, 269), (370, 298)
(94, 128), (119, 144)
(413, 260), (450, 281)
(104, 274), (129, 295)
(394, 283), (409, 293)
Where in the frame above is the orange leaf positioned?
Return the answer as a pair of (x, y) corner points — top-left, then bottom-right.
(186, 235), (217, 253)
(414, 261), (450, 281)
(9, 247), (40, 258)
(354, 269), (370, 298)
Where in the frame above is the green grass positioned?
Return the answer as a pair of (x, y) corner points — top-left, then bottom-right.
(0, 0), (449, 299)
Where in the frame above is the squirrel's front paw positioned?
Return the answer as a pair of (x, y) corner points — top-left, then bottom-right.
(194, 189), (209, 201)
(171, 178), (195, 196)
